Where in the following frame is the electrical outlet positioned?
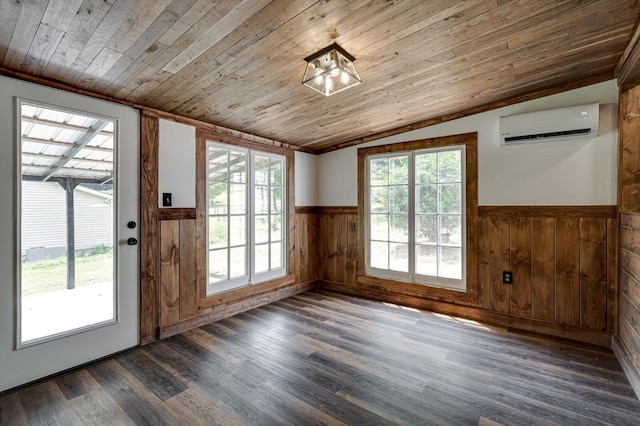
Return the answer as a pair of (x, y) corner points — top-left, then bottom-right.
(503, 271), (513, 284)
(162, 193), (172, 207)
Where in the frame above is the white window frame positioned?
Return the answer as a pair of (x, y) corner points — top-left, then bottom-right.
(364, 145), (467, 291)
(205, 141), (287, 295)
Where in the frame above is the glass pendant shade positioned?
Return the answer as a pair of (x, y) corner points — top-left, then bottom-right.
(302, 43), (362, 96)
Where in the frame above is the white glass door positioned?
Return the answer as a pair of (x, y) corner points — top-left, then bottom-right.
(0, 77), (139, 392)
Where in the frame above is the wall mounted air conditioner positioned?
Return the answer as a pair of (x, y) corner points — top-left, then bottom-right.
(499, 102), (599, 146)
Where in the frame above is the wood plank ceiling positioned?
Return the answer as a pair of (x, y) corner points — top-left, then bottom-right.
(1, 0), (639, 154)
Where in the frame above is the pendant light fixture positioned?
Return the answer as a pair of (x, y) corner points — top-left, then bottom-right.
(302, 43), (362, 96)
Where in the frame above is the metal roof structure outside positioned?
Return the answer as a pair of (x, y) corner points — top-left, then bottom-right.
(20, 102), (114, 184)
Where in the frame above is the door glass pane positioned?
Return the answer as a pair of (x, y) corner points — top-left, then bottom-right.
(370, 158), (388, 186)
(207, 144), (249, 294)
(255, 185), (268, 214)
(370, 241), (389, 269)
(438, 150), (461, 182)
(389, 214), (409, 242)
(255, 215), (269, 243)
(19, 102), (116, 345)
(254, 156), (269, 185)
(270, 215), (283, 242)
(439, 246), (462, 279)
(415, 153), (437, 184)
(438, 183), (461, 214)
(209, 249), (228, 282)
(229, 247), (246, 278)
(228, 152), (246, 183)
(270, 187), (283, 213)
(370, 214), (389, 241)
(229, 183), (246, 214)
(209, 216), (228, 248)
(270, 242), (283, 269)
(440, 215), (462, 245)
(389, 156), (408, 184)
(416, 245), (437, 276)
(208, 182), (228, 214)
(389, 186), (408, 213)
(270, 159), (282, 186)
(416, 215), (437, 243)
(229, 215), (246, 246)
(209, 149), (228, 181)
(416, 185), (437, 214)
(370, 186), (388, 213)
(255, 244), (269, 273)
(389, 243), (408, 272)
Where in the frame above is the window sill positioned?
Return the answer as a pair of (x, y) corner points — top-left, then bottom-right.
(197, 274), (296, 310)
(356, 274), (476, 305)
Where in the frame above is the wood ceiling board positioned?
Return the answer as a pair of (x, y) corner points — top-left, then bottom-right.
(1, 0), (639, 152)
(616, 12), (640, 84)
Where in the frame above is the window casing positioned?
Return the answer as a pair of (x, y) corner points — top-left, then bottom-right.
(206, 141), (286, 295)
(364, 142), (469, 291)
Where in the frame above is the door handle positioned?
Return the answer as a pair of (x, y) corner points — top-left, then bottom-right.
(127, 238), (138, 246)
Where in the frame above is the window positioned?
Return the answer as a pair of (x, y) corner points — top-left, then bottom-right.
(206, 141), (286, 295)
(360, 134), (477, 292)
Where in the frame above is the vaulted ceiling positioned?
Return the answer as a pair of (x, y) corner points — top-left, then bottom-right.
(1, 0), (639, 154)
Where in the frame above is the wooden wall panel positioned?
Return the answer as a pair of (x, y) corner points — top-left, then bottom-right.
(579, 218), (607, 331)
(294, 211), (318, 284)
(555, 218), (581, 327)
(159, 219), (197, 327)
(619, 213), (640, 394)
(477, 217), (491, 310)
(319, 213), (336, 281)
(607, 217), (618, 335)
(510, 217), (532, 318)
(335, 215), (347, 285)
(140, 114), (159, 344)
(531, 218), (555, 322)
(617, 84), (640, 398)
(345, 214), (358, 285)
(489, 217), (510, 314)
(318, 209), (358, 285)
(179, 220), (197, 319)
(160, 221), (180, 327)
(619, 84), (640, 213)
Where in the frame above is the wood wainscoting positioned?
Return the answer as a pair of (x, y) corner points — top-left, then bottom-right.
(154, 208), (318, 340)
(316, 205), (617, 347)
(615, 83), (640, 399)
(616, 213), (640, 397)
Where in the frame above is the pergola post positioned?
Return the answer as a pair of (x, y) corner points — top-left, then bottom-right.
(62, 178), (78, 290)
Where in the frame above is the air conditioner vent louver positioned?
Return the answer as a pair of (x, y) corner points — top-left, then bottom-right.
(500, 103), (598, 146)
(504, 128), (592, 142)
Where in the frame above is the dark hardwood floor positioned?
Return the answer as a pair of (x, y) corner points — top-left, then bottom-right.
(1, 290), (639, 425)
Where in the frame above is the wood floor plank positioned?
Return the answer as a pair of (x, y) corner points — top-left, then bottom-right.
(1, 290), (639, 425)
(115, 350), (189, 401)
(68, 389), (134, 426)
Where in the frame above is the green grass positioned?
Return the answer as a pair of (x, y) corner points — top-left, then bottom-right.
(21, 251), (113, 296)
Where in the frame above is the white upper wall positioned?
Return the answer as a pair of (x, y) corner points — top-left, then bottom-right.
(158, 119), (196, 208)
(317, 80), (619, 206)
(294, 151), (318, 206)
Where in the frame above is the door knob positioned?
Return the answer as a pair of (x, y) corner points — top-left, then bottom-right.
(127, 238), (138, 246)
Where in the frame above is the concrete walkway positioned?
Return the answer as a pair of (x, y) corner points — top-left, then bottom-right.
(21, 282), (114, 343)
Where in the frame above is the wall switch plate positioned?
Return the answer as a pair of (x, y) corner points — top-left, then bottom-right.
(162, 193), (172, 207)
(503, 271), (513, 284)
